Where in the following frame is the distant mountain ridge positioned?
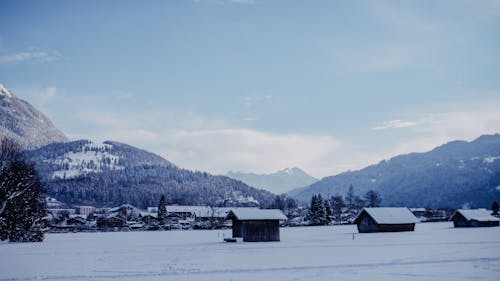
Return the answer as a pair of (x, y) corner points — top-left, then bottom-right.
(0, 84), (67, 148)
(225, 167), (318, 194)
(27, 140), (275, 208)
(287, 134), (500, 208)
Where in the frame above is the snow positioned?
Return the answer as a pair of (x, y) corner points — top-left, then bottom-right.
(1, 222), (499, 281)
(164, 205), (258, 218)
(355, 207), (418, 224)
(451, 209), (500, 222)
(227, 208), (288, 220)
(0, 83), (13, 98)
(50, 141), (124, 179)
(483, 156), (500, 163)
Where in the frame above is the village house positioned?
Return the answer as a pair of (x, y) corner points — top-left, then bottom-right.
(353, 207), (418, 233)
(449, 209), (500, 227)
(226, 209), (287, 242)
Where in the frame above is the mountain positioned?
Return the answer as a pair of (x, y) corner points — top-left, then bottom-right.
(288, 135), (500, 209)
(26, 140), (275, 208)
(0, 84), (67, 148)
(226, 167), (318, 194)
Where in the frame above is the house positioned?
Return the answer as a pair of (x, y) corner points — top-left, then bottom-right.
(78, 206), (96, 216)
(449, 209), (500, 227)
(225, 209), (287, 242)
(97, 213), (127, 228)
(66, 215), (87, 226)
(353, 207), (417, 233)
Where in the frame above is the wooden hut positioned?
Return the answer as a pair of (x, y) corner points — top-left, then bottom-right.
(449, 209), (500, 227)
(353, 207), (417, 233)
(225, 209), (287, 242)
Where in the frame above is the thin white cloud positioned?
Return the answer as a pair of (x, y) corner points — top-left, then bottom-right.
(0, 48), (61, 64)
(89, 128), (341, 177)
(243, 95), (272, 107)
(371, 119), (417, 130)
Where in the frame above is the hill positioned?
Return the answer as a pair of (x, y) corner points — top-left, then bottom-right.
(287, 135), (500, 208)
(26, 140), (275, 208)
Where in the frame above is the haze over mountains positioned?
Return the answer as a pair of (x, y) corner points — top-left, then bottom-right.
(288, 135), (500, 208)
(225, 167), (318, 194)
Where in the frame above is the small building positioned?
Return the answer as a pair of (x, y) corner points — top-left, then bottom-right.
(78, 206), (96, 216)
(66, 215), (87, 226)
(449, 209), (500, 227)
(225, 209), (287, 242)
(353, 207), (417, 233)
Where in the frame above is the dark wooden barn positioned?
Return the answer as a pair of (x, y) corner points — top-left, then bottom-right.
(449, 209), (500, 227)
(353, 207), (417, 233)
(225, 209), (287, 242)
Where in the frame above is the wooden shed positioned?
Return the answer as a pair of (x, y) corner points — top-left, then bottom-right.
(353, 207), (417, 233)
(225, 209), (287, 242)
(449, 209), (500, 227)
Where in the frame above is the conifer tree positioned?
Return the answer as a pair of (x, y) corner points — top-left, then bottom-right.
(0, 138), (46, 242)
(346, 184), (355, 211)
(324, 199), (333, 225)
(492, 201), (499, 215)
(157, 194), (167, 225)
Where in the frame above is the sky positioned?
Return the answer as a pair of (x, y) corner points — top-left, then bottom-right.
(1, 0), (500, 178)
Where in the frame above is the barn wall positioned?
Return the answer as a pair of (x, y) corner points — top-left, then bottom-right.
(471, 220), (500, 227)
(452, 213), (472, 227)
(232, 220), (242, 237)
(357, 214), (379, 233)
(241, 220), (280, 242)
(378, 223), (415, 232)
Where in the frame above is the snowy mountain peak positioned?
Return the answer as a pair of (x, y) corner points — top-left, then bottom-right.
(0, 83), (13, 98)
(225, 167), (318, 194)
(0, 83), (67, 148)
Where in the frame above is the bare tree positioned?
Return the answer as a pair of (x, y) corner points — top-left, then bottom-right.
(364, 190), (382, 207)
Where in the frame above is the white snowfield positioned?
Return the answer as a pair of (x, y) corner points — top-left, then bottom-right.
(1, 222), (499, 281)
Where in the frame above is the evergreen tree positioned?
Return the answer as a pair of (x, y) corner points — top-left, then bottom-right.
(324, 199), (333, 225)
(308, 194), (328, 226)
(157, 194), (167, 225)
(492, 201), (499, 215)
(364, 190), (382, 207)
(0, 155), (46, 242)
(307, 194), (317, 224)
(316, 194), (327, 225)
(270, 195), (285, 211)
(345, 184), (355, 211)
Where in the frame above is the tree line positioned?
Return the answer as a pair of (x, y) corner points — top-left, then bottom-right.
(307, 185), (382, 226)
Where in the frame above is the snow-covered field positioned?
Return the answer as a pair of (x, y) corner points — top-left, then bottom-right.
(1, 222), (499, 281)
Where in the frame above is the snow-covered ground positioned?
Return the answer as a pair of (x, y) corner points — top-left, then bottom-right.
(1, 222), (499, 281)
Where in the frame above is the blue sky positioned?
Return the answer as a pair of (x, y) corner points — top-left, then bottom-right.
(1, 0), (500, 177)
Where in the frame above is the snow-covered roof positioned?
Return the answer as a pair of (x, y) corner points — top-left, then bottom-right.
(226, 209), (288, 221)
(166, 205), (259, 218)
(450, 209), (500, 222)
(354, 207), (417, 224)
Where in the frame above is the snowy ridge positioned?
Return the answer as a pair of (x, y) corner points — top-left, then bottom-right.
(0, 83), (67, 148)
(50, 141), (124, 179)
(483, 156), (500, 163)
(0, 84), (13, 98)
